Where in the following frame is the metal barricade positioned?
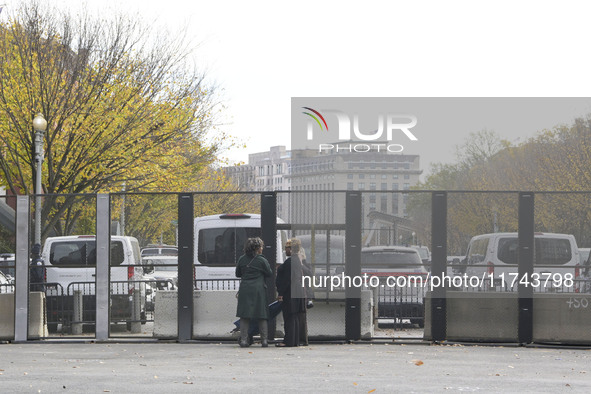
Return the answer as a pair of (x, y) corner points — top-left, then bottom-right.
(376, 274), (427, 328)
(194, 279), (240, 291)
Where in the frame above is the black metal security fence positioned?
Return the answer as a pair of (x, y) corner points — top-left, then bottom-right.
(1, 190), (591, 345)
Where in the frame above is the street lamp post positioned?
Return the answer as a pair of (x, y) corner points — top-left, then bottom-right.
(32, 113), (47, 246)
(412, 231), (416, 245)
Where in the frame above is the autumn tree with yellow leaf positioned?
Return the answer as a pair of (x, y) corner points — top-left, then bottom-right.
(0, 1), (231, 241)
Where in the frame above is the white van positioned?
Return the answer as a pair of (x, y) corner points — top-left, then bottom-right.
(43, 235), (143, 290)
(193, 214), (285, 285)
(463, 232), (580, 290)
(42, 235), (143, 329)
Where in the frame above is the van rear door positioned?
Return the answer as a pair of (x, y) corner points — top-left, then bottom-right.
(46, 238), (95, 294)
(196, 219), (261, 279)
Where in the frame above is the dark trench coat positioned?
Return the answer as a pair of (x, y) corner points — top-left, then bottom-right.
(235, 254), (272, 319)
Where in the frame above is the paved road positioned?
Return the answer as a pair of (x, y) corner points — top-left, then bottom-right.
(1, 341), (590, 393)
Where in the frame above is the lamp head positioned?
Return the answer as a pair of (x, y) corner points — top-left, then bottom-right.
(33, 113), (47, 133)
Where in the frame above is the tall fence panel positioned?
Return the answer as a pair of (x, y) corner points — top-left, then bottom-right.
(0, 195), (16, 341)
(425, 192), (521, 343)
(3, 190), (591, 345)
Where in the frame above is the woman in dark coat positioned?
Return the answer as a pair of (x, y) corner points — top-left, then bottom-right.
(236, 237), (272, 347)
(276, 238), (307, 347)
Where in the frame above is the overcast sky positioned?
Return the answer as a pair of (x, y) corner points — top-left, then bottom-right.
(8, 0), (591, 172)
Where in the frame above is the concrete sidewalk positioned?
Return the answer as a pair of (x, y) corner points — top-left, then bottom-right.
(1, 341), (590, 393)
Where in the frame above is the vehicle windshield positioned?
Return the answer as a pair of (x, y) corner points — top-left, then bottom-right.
(143, 258), (177, 271)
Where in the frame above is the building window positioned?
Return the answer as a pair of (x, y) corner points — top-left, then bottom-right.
(404, 174), (410, 180)
(359, 174), (365, 179)
(347, 174), (353, 179)
(403, 183), (410, 190)
(370, 183), (376, 190)
(392, 183), (399, 190)
(393, 174), (398, 179)
(358, 182), (365, 190)
(381, 183), (387, 190)
(347, 182), (354, 190)
(381, 174), (387, 179)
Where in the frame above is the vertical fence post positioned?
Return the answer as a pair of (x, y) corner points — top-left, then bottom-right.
(14, 196), (30, 342)
(177, 193), (194, 342)
(518, 192), (534, 344)
(345, 191), (362, 341)
(431, 192), (447, 342)
(96, 194), (110, 341)
(261, 192), (277, 340)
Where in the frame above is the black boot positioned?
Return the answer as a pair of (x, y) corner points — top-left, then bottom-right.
(259, 319), (268, 347)
(239, 318), (250, 348)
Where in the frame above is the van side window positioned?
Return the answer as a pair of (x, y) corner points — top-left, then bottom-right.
(498, 238), (519, 264)
(467, 238), (489, 265)
(497, 237), (573, 265)
(535, 238), (572, 265)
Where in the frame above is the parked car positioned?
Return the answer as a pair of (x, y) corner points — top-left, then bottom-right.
(42, 235), (144, 331)
(463, 232), (580, 291)
(0, 269), (14, 293)
(361, 246), (427, 327)
(141, 255), (178, 289)
(0, 253), (15, 280)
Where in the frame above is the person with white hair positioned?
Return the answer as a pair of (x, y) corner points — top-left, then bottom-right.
(276, 238), (307, 347)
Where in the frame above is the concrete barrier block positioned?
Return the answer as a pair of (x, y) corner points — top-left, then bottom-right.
(193, 291), (238, 339)
(153, 291), (179, 337)
(307, 290), (373, 339)
(153, 290), (374, 340)
(0, 293), (14, 340)
(28, 292), (48, 338)
(0, 292), (47, 340)
(533, 293), (591, 344)
(307, 300), (346, 338)
(361, 289), (374, 339)
(425, 291), (518, 342)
